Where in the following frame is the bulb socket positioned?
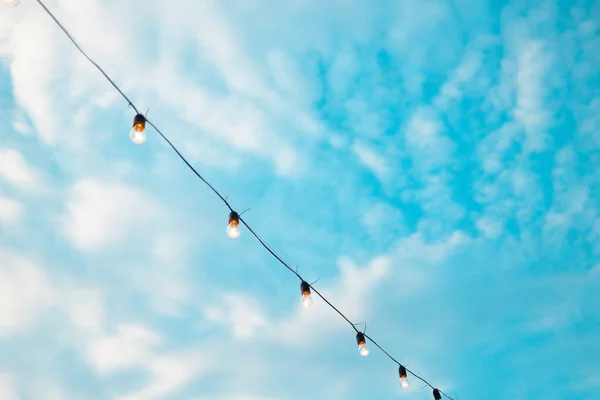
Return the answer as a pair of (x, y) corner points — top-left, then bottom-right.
(356, 332), (366, 346)
(228, 211), (240, 227)
(300, 281), (311, 296)
(433, 389), (442, 400)
(132, 114), (146, 132)
(399, 365), (407, 379)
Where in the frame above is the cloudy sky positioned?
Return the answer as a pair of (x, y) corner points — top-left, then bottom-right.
(1, 0), (599, 399)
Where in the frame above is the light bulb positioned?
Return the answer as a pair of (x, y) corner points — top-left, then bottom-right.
(226, 223), (241, 239)
(358, 343), (370, 356)
(399, 365), (409, 389)
(130, 114), (147, 144)
(356, 332), (369, 357)
(300, 281), (313, 308)
(4, 0), (20, 7)
(227, 211), (240, 238)
(301, 294), (313, 308)
(129, 128), (146, 144)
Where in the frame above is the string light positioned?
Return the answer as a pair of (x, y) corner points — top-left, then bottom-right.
(356, 332), (370, 356)
(130, 114), (147, 144)
(3, 0), (20, 7)
(300, 281), (313, 308)
(399, 365), (409, 389)
(227, 211), (241, 239)
(33, 1), (457, 398)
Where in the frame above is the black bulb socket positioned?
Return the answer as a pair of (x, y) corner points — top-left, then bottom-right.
(229, 211), (239, 224)
(399, 365), (407, 379)
(300, 281), (311, 295)
(356, 332), (366, 346)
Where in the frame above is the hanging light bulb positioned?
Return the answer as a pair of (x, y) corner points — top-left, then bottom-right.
(227, 211), (241, 238)
(300, 281), (313, 308)
(399, 365), (409, 389)
(3, 0), (20, 7)
(129, 114), (147, 144)
(356, 332), (369, 356)
(433, 389), (442, 400)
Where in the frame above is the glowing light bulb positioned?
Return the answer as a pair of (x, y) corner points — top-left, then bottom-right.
(130, 128), (146, 144)
(399, 365), (409, 389)
(358, 343), (370, 356)
(226, 223), (240, 239)
(301, 293), (313, 308)
(227, 211), (240, 239)
(300, 281), (313, 308)
(130, 114), (146, 144)
(356, 332), (369, 357)
(4, 0), (20, 7)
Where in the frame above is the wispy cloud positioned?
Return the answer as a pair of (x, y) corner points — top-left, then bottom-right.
(0, 250), (55, 337)
(352, 141), (389, 179)
(0, 195), (22, 223)
(61, 179), (164, 252)
(0, 147), (40, 190)
(0, 373), (18, 400)
(1, 0), (599, 399)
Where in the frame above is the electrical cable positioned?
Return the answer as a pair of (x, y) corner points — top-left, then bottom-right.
(32, 1), (456, 398)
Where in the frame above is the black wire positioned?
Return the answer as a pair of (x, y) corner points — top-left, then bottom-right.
(239, 216), (301, 279)
(146, 119), (233, 211)
(34, 1), (456, 399)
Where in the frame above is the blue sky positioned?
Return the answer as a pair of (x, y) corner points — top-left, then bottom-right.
(0, 0), (599, 399)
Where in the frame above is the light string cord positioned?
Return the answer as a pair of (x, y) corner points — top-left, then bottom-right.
(33, 1), (455, 398)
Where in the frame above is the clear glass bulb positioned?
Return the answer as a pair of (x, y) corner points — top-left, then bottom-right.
(358, 343), (369, 357)
(129, 128), (146, 144)
(226, 223), (240, 239)
(4, 0), (21, 7)
(301, 294), (313, 308)
(401, 378), (409, 389)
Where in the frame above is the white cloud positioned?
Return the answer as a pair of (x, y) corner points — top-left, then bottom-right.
(0, 195), (23, 223)
(7, 8), (61, 145)
(0, 148), (40, 190)
(394, 230), (470, 264)
(66, 288), (105, 332)
(62, 179), (163, 252)
(117, 351), (205, 400)
(433, 45), (486, 110)
(0, 373), (18, 400)
(204, 293), (269, 339)
(86, 324), (162, 374)
(1, 0), (598, 399)
(352, 141), (389, 179)
(360, 200), (406, 238)
(130, 232), (192, 316)
(514, 40), (553, 152)
(476, 216), (504, 239)
(82, 320), (206, 400)
(25, 382), (68, 400)
(0, 250), (55, 337)
(476, 122), (521, 175)
(12, 117), (32, 136)
(403, 107), (455, 172)
(542, 145), (593, 244)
